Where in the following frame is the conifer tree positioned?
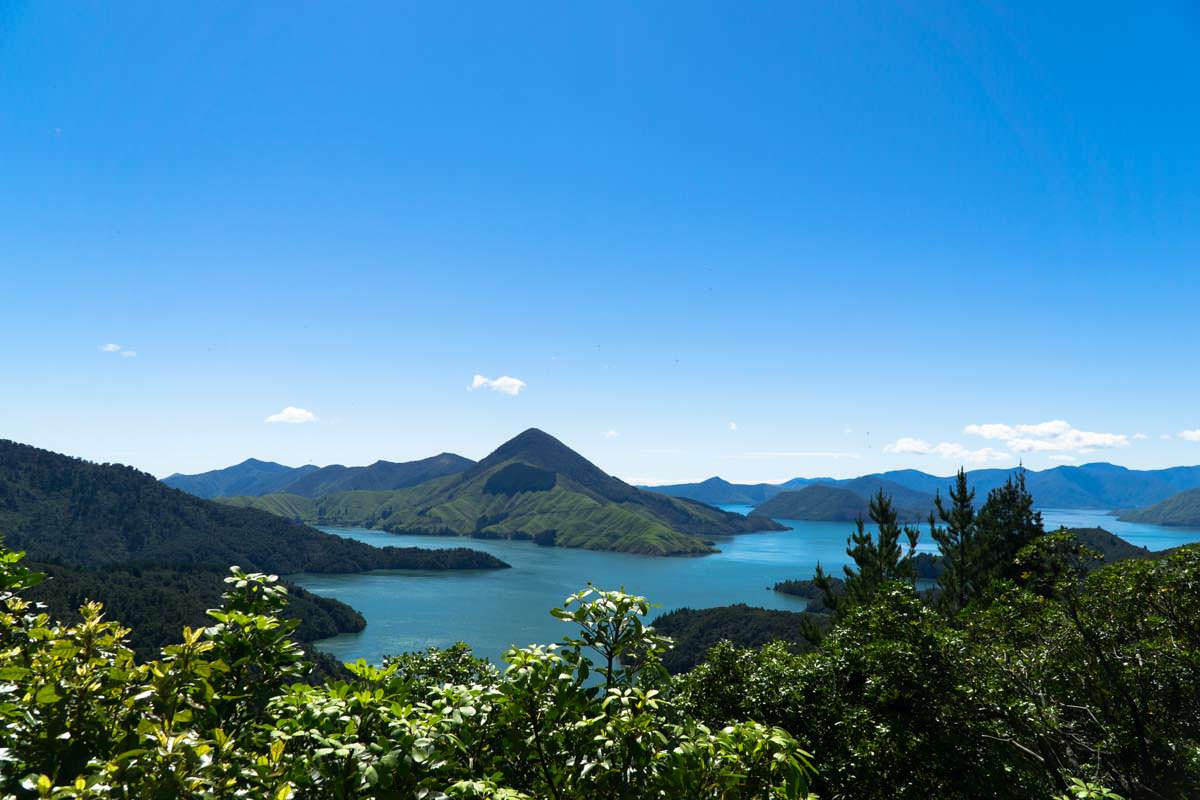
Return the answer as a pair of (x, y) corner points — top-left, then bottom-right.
(974, 468), (1043, 590)
(815, 489), (920, 618)
(932, 468), (977, 613)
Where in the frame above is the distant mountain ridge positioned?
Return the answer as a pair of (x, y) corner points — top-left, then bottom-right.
(648, 476), (816, 506)
(224, 428), (785, 556)
(164, 453), (475, 499)
(646, 463), (1200, 513)
(163, 458), (320, 499)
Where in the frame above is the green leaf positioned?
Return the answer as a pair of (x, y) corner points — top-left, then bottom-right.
(34, 685), (61, 705)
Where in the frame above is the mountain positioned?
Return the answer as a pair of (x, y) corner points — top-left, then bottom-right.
(1117, 489), (1200, 527)
(651, 463), (1200, 514)
(271, 453), (476, 498)
(226, 429), (785, 556)
(163, 458), (319, 499)
(0, 439), (508, 657)
(754, 485), (873, 521)
(833, 477), (937, 519)
(164, 453), (475, 499)
(752, 481), (935, 523)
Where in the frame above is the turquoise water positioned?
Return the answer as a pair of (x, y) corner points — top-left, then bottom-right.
(292, 507), (1200, 665)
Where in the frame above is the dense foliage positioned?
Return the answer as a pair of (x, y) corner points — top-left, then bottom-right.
(675, 474), (1198, 799)
(22, 563), (363, 661)
(0, 557), (815, 799)
(649, 605), (819, 673)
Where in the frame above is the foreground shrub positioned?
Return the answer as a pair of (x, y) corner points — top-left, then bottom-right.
(0, 553), (815, 799)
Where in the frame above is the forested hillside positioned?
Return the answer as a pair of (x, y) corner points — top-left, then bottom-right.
(0, 439), (506, 575)
(0, 439), (507, 659)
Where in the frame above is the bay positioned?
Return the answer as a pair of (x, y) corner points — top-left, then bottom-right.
(292, 507), (1200, 665)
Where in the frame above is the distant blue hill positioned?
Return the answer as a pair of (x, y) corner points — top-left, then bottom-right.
(644, 463), (1200, 513)
(165, 453), (475, 499)
(162, 458), (320, 499)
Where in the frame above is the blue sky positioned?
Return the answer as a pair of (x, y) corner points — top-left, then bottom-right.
(2, 2), (1199, 482)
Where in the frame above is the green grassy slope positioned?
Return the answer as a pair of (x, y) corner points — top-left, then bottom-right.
(219, 492), (319, 522)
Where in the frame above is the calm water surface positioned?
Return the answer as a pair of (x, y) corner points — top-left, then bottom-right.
(292, 507), (1200, 664)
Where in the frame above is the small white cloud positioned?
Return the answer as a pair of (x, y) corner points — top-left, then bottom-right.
(1132, 433), (1148, 440)
(1161, 434), (1174, 441)
(728, 422), (738, 431)
(964, 420), (1128, 453)
(843, 426), (854, 434)
(98, 343), (122, 352)
(604, 430), (620, 439)
(265, 406), (318, 424)
(884, 437), (1008, 464)
(120, 350), (137, 358)
(1180, 429), (1200, 442)
(469, 374), (526, 396)
(884, 437), (932, 455)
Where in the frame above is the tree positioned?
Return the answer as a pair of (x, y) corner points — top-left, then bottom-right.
(932, 468), (978, 613)
(815, 489), (920, 620)
(974, 469), (1044, 592)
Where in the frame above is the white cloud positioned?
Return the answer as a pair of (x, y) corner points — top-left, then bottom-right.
(883, 437), (1009, 464)
(265, 406), (318, 424)
(120, 350), (137, 358)
(884, 437), (933, 455)
(1132, 433), (1148, 440)
(469, 374), (526, 396)
(964, 420), (1128, 453)
(843, 426), (854, 434)
(1161, 434), (1174, 441)
(728, 422), (738, 431)
(98, 343), (121, 352)
(1180, 429), (1200, 442)
(603, 430), (620, 439)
